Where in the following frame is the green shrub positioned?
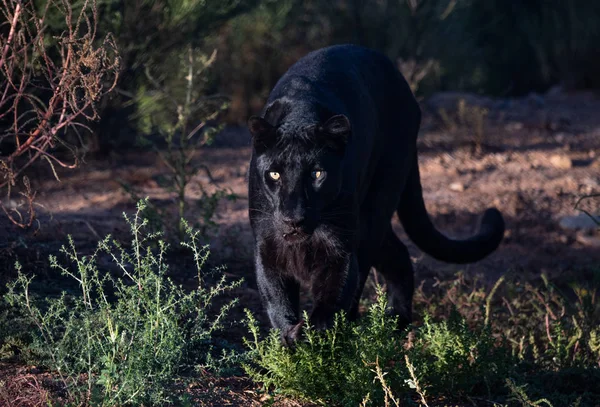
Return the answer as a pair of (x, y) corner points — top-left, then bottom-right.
(4, 200), (241, 406)
(80, 0), (260, 148)
(243, 287), (512, 406)
(243, 290), (401, 406)
(414, 271), (600, 406)
(122, 47), (236, 240)
(245, 272), (600, 406)
(405, 311), (513, 397)
(414, 271), (600, 371)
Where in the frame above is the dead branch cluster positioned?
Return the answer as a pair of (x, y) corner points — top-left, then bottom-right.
(0, 0), (119, 227)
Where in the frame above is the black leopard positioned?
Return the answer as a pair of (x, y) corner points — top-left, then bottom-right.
(247, 44), (504, 344)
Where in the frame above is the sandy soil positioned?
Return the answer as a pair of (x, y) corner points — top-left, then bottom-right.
(1, 90), (599, 405)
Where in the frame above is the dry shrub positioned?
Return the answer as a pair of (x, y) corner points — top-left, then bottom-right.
(0, 0), (119, 227)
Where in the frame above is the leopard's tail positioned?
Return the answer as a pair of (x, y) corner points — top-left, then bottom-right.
(397, 155), (505, 264)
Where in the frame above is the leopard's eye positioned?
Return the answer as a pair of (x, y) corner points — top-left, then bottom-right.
(311, 170), (322, 180)
(268, 171), (280, 181)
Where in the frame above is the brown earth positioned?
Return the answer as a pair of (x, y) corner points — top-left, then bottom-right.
(1, 91), (599, 405)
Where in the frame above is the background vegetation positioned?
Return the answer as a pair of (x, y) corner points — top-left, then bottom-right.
(3, 0), (600, 194)
(6, 0), (600, 151)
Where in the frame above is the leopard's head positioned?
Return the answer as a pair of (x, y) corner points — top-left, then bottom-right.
(248, 104), (351, 244)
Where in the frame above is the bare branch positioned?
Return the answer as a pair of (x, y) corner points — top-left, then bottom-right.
(0, 0), (120, 225)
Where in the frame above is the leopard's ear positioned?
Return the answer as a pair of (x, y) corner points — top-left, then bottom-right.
(319, 114), (351, 152)
(248, 116), (276, 154)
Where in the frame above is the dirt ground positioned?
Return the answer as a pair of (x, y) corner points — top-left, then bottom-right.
(1, 90), (599, 405)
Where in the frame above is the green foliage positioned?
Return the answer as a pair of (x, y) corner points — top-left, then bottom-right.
(91, 0), (260, 145)
(498, 274), (600, 369)
(134, 48), (226, 138)
(244, 287), (512, 406)
(122, 47), (237, 240)
(31, 0), (600, 142)
(245, 273), (600, 406)
(406, 312), (513, 396)
(465, 0), (600, 94)
(0, 296), (35, 362)
(4, 200), (241, 406)
(28, 0), (600, 139)
(414, 271), (600, 371)
(505, 378), (554, 407)
(214, 0), (600, 123)
(244, 291), (402, 406)
(414, 271), (600, 406)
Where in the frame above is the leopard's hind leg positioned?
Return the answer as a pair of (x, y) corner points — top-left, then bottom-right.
(374, 226), (414, 329)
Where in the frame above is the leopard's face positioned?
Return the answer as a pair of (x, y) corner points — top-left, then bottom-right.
(249, 113), (351, 244)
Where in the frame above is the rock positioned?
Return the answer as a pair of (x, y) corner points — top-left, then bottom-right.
(549, 154), (572, 169)
(448, 167), (460, 176)
(576, 233), (600, 248)
(582, 177), (600, 188)
(559, 214), (600, 231)
(496, 153), (509, 164)
(449, 182), (465, 192)
(474, 162), (487, 172)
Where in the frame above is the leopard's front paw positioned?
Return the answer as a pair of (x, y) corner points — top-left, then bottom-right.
(281, 320), (305, 347)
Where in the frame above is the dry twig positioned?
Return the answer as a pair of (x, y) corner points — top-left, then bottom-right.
(0, 0), (119, 227)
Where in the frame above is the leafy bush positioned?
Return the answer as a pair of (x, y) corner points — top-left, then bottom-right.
(414, 271), (600, 369)
(414, 271), (600, 406)
(245, 271), (600, 406)
(405, 311), (513, 397)
(244, 286), (512, 406)
(214, 0), (600, 122)
(465, 0), (600, 94)
(88, 0), (260, 148)
(244, 291), (401, 406)
(18, 0), (598, 143)
(4, 200), (241, 406)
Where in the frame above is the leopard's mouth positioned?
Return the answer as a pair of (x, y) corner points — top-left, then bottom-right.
(282, 230), (310, 244)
